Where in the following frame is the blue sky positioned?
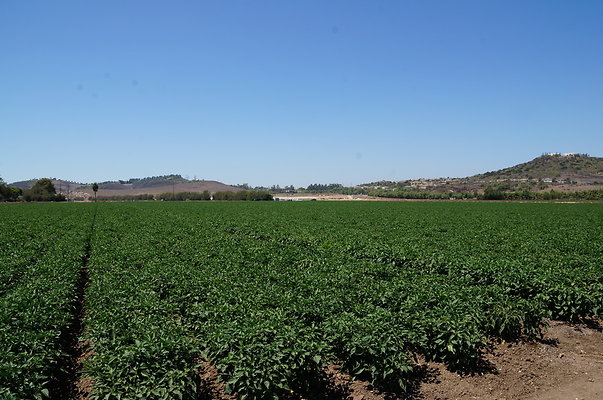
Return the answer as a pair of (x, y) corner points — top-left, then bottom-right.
(1, 1), (602, 187)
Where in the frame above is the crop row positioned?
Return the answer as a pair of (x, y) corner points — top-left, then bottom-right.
(204, 202), (603, 322)
(0, 204), (95, 399)
(75, 201), (603, 399)
(1, 201), (601, 399)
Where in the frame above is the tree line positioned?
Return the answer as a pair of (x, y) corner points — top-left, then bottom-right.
(0, 180), (22, 201)
(1, 178), (65, 202)
(367, 187), (603, 201)
(157, 190), (273, 201)
(99, 190), (273, 201)
(95, 194), (155, 201)
(3, 178), (601, 203)
(0, 178), (273, 202)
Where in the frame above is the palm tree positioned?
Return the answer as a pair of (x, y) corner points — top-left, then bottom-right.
(92, 183), (98, 202)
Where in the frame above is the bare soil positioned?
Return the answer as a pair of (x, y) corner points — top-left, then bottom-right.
(49, 224), (94, 400)
(416, 319), (603, 400)
(326, 321), (603, 400)
(322, 364), (402, 400)
(290, 319), (603, 400)
(196, 359), (238, 400)
(74, 340), (95, 400)
(70, 319), (603, 400)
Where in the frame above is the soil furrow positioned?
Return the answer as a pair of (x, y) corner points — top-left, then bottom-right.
(49, 207), (97, 399)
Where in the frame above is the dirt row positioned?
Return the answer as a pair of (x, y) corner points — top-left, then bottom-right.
(327, 319), (603, 400)
(191, 319), (603, 400)
(65, 318), (602, 400)
(53, 217), (601, 400)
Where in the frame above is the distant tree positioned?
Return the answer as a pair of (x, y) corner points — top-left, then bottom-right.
(483, 186), (505, 200)
(212, 190), (272, 201)
(200, 190), (211, 200)
(157, 191), (212, 201)
(23, 178), (65, 202)
(92, 183), (99, 202)
(0, 179), (22, 202)
(36, 178), (55, 193)
(306, 183), (343, 192)
(10, 186), (22, 200)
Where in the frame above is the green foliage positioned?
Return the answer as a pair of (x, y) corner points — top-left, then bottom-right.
(0, 181), (22, 201)
(96, 193), (155, 201)
(22, 178), (65, 202)
(369, 187), (603, 201)
(1, 201), (601, 398)
(305, 183), (344, 192)
(367, 188), (472, 200)
(0, 204), (95, 398)
(475, 153), (602, 180)
(213, 190), (273, 201)
(114, 174), (184, 187)
(483, 186), (505, 200)
(157, 191), (211, 201)
(156, 190), (273, 201)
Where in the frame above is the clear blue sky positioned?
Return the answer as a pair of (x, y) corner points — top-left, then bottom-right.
(1, 1), (602, 187)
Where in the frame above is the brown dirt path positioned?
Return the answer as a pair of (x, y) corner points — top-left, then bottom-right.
(308, 320), (602, 400)
(417, 320), (603, 400)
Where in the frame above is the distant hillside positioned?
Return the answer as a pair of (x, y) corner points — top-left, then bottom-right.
(470, 153), (603, 182)
(85, 175), (239, 196)
(360, 153), (603, 194)
(9, 175), (240, 200)
(10, 178), (84, 192)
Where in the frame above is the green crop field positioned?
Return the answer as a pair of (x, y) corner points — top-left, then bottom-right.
(1, 201), (602, 399)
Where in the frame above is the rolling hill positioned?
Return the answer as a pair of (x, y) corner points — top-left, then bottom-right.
(8, 154), (603, 200)
(469, 153), (603, 183)
(10, 175), (240, 200)
(361, 153), (603, 194)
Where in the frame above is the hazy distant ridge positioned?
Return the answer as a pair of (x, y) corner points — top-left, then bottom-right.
(10, 175), (239, 196)
(358, 153), (603, 194)
(468, 153), (603, 182)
